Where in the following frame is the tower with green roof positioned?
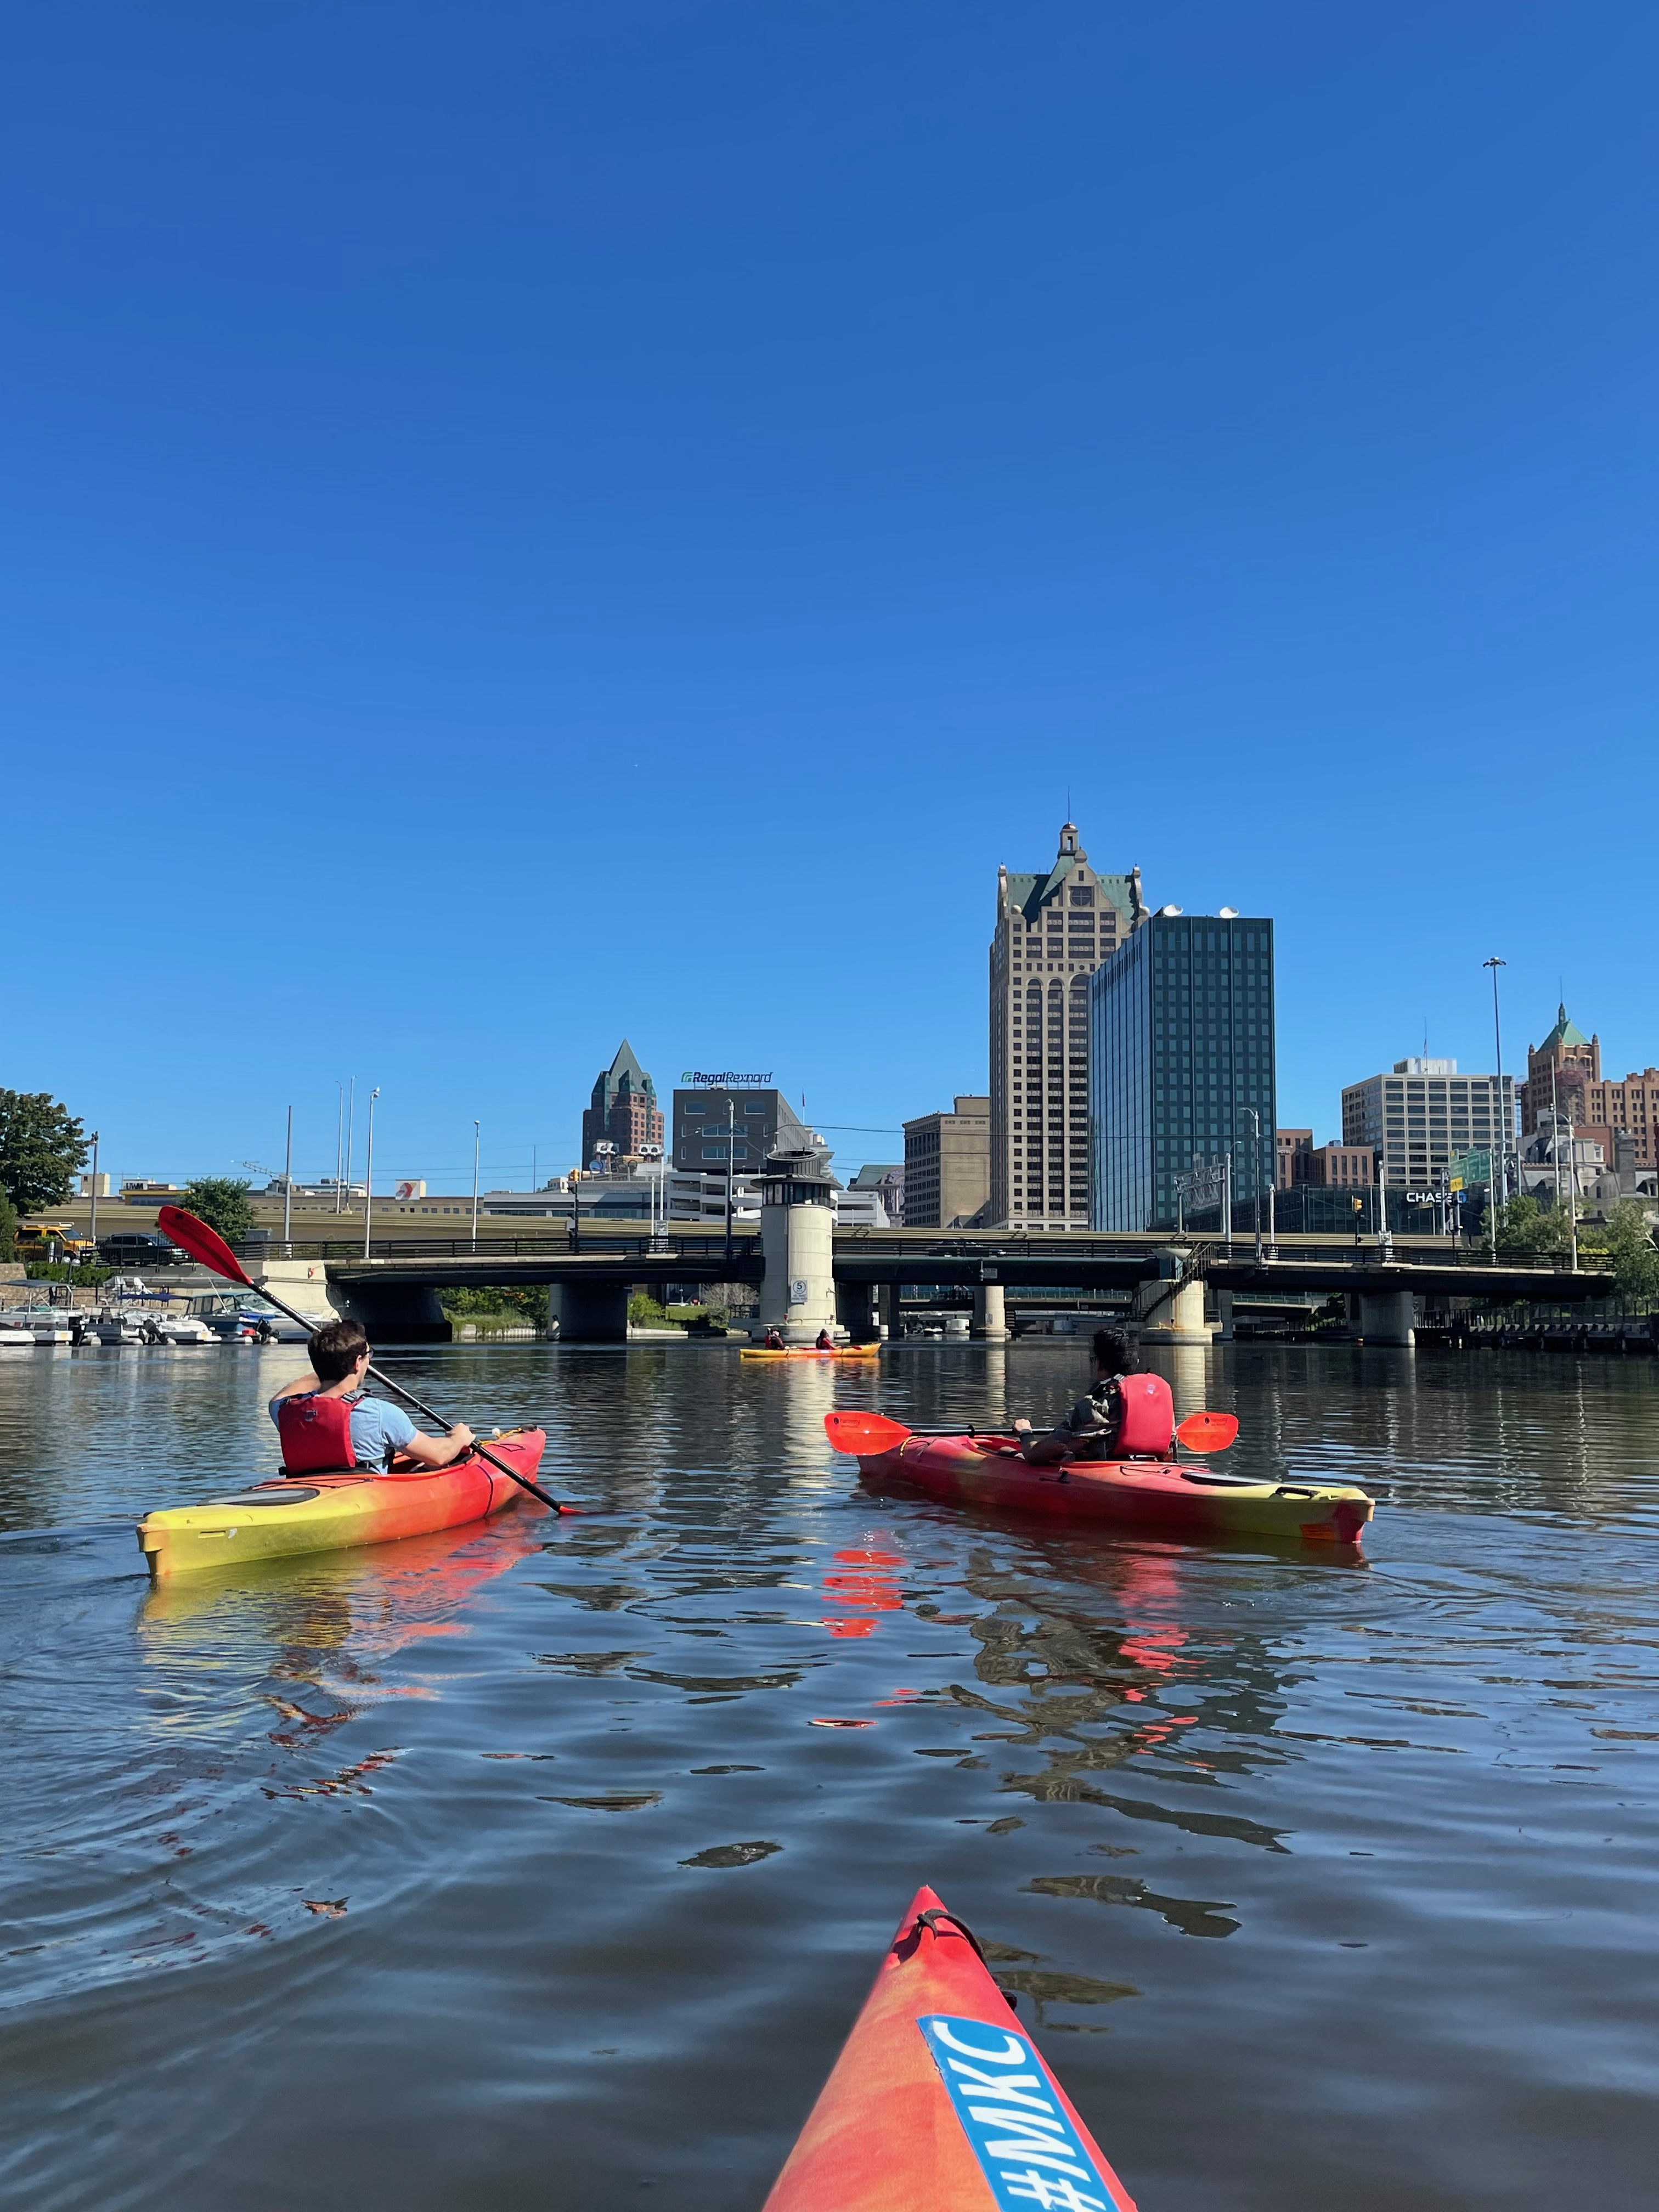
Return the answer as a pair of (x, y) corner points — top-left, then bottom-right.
(581, 1040), (665, 1169)
(1522, 1003), (1599, 1137)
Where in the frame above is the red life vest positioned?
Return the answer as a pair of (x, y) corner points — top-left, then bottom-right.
(277, 1392), (358, 1473)
(1115, 1372), (1175, 1458)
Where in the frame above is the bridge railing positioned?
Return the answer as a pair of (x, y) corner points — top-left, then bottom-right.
(235, 1233), (761, 1265)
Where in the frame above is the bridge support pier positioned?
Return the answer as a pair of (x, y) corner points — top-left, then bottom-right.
(760, 1198), (838, 1344)
(1137, 1251), (1215, 1344)
(1355, 1289), (1417, 1347)
(332, 1276), (452, 1344)
(557, 1281), (630, 1343)
(837, 1280), (876, 1341)
(251, 1259), (342, 1328)
(972, 1284), (1009, 1340)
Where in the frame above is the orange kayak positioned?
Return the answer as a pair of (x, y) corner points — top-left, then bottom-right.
(136, 1430), (547, 1577)
(765, 1884), (1136, 2211)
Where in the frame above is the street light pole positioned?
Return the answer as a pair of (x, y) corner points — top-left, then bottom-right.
(1565, 1097), (1579, 1273)
(335, 1082), (345, 1214)
(345, 1077), (356, 1214)
(1240, 1107), (1263, 1262)
(362, 1089), (380, 1259)
(283, 1106), (293, 1254)
(471, 1120), (481, 1251)
(1483, 956), (1506, 1259)
(725, 1093), (736, 1268)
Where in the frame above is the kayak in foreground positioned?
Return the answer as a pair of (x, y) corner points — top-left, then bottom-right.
(740, 1345), (881, 1361)
(765, 1883), (1136, 2212)
(136, 1428), (548, 1579)
(847, 1431), (1372, 1545)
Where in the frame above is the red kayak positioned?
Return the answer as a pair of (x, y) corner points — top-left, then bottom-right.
(765, 1884), (1136, 2212)
(847, 1431), (1372, 1545)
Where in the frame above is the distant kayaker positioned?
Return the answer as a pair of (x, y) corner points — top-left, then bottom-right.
(815, 1329), (835, 1350)
(1013, 1327), (1173, 1464)
(268, 1317), (474, 1474)
(763, 1327), (787, 1350)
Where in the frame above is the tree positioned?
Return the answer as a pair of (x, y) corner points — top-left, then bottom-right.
(0, 1189), (16, 1260)
(182, 1178), (255, 1246)
(1581, 1200), (1659, 1305)
(1494, 1192), (1568, 1257)
(0, 1091), (87, 1215)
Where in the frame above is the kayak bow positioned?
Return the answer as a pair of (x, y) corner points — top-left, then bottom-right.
(765, 1884), (1136, 2211)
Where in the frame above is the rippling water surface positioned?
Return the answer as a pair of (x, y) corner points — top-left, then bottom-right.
(2, 1339), (1656, 2210)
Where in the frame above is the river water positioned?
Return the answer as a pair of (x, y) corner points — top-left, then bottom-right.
(2, 1340), (1655, 2210)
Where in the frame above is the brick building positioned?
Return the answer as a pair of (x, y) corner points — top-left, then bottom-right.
(581, 1040), (664, 1168)
(1523, 1004), (1658, 1171)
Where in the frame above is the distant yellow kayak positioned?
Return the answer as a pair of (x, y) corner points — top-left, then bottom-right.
(740, 1344), (881, 1361)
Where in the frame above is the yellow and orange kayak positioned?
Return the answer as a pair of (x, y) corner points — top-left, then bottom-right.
(740, 1344), (881, 1361)
(136, 1430), (546, 1578)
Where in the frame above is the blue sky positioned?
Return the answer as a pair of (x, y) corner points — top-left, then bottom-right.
(4, 3), (1655, 1194)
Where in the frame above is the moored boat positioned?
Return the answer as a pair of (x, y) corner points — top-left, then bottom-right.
(764, 1883), (1136, 2212)
(843, 1430), (1373, 1545)
(136, 1427), (547, 1578)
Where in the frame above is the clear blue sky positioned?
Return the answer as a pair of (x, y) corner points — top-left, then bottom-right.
(4, 3), (1655, 1194)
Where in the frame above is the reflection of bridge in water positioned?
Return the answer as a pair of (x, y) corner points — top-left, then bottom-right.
(252, 1221), (1613, 1346)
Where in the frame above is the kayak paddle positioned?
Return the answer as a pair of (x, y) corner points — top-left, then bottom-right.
(159, 1205), (571, 1514)
(823, 1408), (1239, 1455)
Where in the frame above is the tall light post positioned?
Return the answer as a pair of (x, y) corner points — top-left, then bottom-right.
(724, 1092), (737, 1267)
(1483, 956), (1506, 1259)
(1238, 1107), (1263, 1262)
(345, 1077), (357, 1212)
(88, 1130), (100, 1254)
(362, 1088), (380, 1259)
(471, 1120), (481, 1251)
(283, 1105), (294, 1254)
(1564, 1095), (1580, 1274)
(335, 1083), (345, 1214)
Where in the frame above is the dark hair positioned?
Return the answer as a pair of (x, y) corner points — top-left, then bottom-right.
(309, 1316), (369, 1383)
(1091, 1327), (1134, 1375)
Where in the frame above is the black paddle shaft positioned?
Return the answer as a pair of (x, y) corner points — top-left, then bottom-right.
(242, 1274), (566, 1514)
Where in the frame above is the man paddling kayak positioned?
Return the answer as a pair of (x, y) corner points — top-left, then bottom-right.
(269, 1318), (475, 1473)
(1012, 1327), (1173, 1464)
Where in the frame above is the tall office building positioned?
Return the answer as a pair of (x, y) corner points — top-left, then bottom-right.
(1089, 911), (1277, 1232)
(989, 823), (1145, 1229)
(903, 1097), (990, 1228)
(581, 1040), (664, 1167)
(1341, 1058), (1515, 1195)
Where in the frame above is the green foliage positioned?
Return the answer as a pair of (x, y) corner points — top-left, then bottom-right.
(441, 1285), (550, 1325)
(0, 1189), (15, 1261)
(181, 1178), (256, 1246)
(1579, 1201), (1659, 1304)
(1495, 1193), (1570, 1257)
(628, 1291), (669, 1325)
(0, 1091), (88, 1215)
(25, 1260), (115, 1286)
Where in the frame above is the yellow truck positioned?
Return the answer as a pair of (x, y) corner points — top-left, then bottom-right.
(15, 1222), (97, 1264)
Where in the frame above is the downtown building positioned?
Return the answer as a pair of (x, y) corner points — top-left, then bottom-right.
(1089, 911), (1277, 1232)
(902, 1097), (990, 1229)
(989, 822), (1146, 1229)
(1523, 1004), (1658, 1173)
(581, 1040), (664, 1169)
(1340, 1058), (1515, 1199)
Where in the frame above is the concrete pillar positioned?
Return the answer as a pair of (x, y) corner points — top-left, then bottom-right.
(837, 1280), (875, 1340)
(333, 1277), (452, 1344)
(251, 1259), (343, 1325)
(556, 1279), (630, 1342)
(1214, 1290), (1235, 1343)
(1137, 1275), (1215, 1345)
(1356, 1289), (1417, 1347)
(759, 1200), (837, 1344)
(972, 1283), (1009, 1340)
(871, 1284), (892, 1341)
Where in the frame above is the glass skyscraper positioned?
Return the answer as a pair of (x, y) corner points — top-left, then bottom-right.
(1089, 913), (1277, 1232)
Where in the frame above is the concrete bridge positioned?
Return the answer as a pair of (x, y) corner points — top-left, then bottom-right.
(250, 1220), (1613, 1347)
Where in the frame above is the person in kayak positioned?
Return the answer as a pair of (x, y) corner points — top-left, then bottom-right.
(268, 1317), (474, 1474)
(762, 1327), (787, 1350)
(1012, 1327), (1173, 1464)
(815, 1328), (835, 1350)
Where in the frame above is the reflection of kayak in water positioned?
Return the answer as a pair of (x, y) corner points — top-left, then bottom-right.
(847, 1431), (1373, 1546)
(764, 1883), (1137, 2211)
(136, 1429), (548, 1578)
(740, 1345), (881, 1361)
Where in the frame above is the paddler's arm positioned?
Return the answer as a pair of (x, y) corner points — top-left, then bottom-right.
(396, 1422), (476, 1468)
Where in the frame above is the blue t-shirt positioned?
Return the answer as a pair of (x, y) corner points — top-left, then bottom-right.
(269, 1390), (417, 1470)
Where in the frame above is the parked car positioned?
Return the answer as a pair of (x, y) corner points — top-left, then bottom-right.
(97, 1231), (188, 1269)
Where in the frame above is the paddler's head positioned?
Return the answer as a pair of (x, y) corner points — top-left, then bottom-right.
(309, 1316), (372, 1392)
(1090, 1327), (1133, 1383)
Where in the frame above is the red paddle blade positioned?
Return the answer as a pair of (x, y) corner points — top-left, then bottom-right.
(158, 1205), (253, 1287)
(824, 1410), (912, 1455)
(1176, 1410), (1239, 1454)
